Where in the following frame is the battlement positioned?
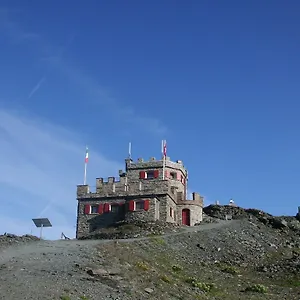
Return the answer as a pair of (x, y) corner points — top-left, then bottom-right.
(77, 179), (174, 199)
(125, 157), (186, 174)
(177, 192), (204, 206)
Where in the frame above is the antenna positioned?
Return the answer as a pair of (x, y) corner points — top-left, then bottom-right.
(32, 218), (52, 239)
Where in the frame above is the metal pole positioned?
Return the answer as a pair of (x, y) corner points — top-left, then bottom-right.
(84, 162), (87, 185)
(40, 224), (43, 239)
(128, 142), (132, 159)
(162, 140), (166, 180)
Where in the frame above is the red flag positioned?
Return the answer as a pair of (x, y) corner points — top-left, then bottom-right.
(163, 140), (167, 157)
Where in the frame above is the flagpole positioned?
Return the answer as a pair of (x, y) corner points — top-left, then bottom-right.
(162, 140), (166, 180)
(128, 142), (132, 159)
(84, 162), (87, 185)
(84, 146), (88, 185)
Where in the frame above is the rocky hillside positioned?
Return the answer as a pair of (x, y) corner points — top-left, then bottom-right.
(1, 206), (300, 299)
(0, 233), (39, 250)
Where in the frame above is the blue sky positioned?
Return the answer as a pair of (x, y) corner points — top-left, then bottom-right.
(1, 1), (300, 239)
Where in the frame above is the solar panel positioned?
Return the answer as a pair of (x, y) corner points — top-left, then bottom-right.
(32, 218), (52, 228)
(32, 218), (52, 239)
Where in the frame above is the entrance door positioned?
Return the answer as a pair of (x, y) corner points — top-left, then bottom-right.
(182, 209), (190, 226)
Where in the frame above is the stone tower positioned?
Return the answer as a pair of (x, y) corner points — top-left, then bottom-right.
(76, 156), (203, 238)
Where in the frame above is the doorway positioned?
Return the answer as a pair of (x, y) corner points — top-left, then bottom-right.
(182, 209), (190, 226)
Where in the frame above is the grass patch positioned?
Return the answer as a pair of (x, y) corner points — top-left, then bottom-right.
(185, 277), (215, 292)
(244, 284), (268, 293)
(220, 265), (239, 275)
(149, 236), (165, 245)
(160, 274), (172, 283)
(136, 261), (150, 271)
(280, 277), (300, 287)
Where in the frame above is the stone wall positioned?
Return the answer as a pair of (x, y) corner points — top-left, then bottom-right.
(125, 157), (187, 180)
(125, 198), (158, 223)
(78, 180), (171, 199)
(176, 202), (203, 226)
(165, 195), (177, 223)
(76, 198), (126, 238)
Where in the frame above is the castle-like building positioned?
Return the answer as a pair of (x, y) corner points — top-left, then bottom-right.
(76, 155), (204, 238)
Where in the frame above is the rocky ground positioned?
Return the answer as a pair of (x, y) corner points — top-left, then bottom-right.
(79, 220), (184, 240)
(1, 205), (300, 299)
(0, 233), (39, 250)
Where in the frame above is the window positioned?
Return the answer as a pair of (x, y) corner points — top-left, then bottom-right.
(146, 171), (155, 179)
(135, 201), (145, 210)
(170, 207), (173, 217)
(111, 205), (119, 213)
(140, 170), (159, 179)
(91, 205), (98, 213)
(170, 172), (177, 180)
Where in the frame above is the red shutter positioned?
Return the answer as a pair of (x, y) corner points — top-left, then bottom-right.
(177, 172), (181, 180)
(139, 171), (146, 179)
(98, 204), (104, 214)
(104, 203), (111, 213)
(128, 200), (135, 211)
(181, 175), (186, 184)
(153, 170), (159, 178)
(84, 204), (91, 214)
(165, 170), (169, 178)
(144, 199), (150, 211)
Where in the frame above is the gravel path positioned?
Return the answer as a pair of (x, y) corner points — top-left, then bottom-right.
(0, 220), (233, 300)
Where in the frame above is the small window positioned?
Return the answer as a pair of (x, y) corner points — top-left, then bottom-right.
(146, 171), (155, 179)
(135, 201), (145, 210)
(111, 205), (119, 213)
(170, 207), (173, 217)
(91, 205), (98, 213)
(170, 172), (176, 180)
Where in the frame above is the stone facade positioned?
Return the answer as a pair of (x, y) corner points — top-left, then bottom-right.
(76, 156), (204, 238)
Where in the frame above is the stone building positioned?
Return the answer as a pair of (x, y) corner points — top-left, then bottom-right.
(76, 156), (204, 238)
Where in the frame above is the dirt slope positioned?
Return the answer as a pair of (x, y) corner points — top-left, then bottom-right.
(0, 222), (227, 300)
(1, 209), (300, 299)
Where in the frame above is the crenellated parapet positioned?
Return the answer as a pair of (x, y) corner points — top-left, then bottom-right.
(77, 179), (173, 199)
(177, 192), (204, 206)
(77, 185), (89, 197)
(125, 157), (186, 174)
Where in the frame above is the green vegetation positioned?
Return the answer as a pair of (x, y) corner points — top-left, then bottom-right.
(160, 274), (172, 283)
(185, 277), (215, 292)
(281, 277), (300, 287)
(220, 265), (239, 275)
(244, 284), (268, 293)
(149, 236), (165, 245)
(136, 261), (150, 271)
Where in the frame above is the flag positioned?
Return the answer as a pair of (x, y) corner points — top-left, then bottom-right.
(85, 147), (89, 163)
(163, 140), (167, 157)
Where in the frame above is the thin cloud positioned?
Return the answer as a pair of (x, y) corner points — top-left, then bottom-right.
(0, 9), (39, 43)
(28, 77), (45, 99)
(0, 108), (123, 239)
(0, 12), (167, 135)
